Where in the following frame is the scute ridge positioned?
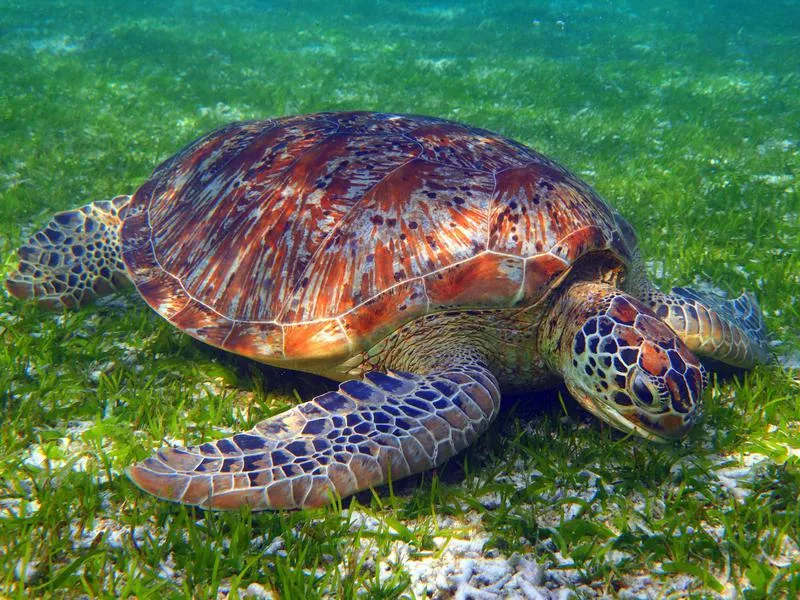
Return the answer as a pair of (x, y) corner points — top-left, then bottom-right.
(274, 149), (423, 322)
(122, 112), (625, 364)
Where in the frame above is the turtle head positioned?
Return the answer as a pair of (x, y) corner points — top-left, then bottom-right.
(545, 282), (707, 442)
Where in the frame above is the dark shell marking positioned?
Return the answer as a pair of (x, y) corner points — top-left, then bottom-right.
(121, 112), (632, 363)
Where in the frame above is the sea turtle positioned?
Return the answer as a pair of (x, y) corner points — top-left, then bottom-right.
(6, 111), (770, 510)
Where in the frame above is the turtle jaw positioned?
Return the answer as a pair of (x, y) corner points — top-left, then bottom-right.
(565, 382), (685, 443)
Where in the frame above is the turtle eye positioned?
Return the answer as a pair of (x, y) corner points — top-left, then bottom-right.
(632, 373), (653, 405)
(630, 371), (663, 410)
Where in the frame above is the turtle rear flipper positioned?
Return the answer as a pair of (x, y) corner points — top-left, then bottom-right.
(643, 285), (771, 368)
(5, 195), (131, 309)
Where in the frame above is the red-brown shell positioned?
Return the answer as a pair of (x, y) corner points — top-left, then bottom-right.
(120, 112), (633, 364)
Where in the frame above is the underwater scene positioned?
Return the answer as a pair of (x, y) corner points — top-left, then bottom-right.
(1, 0), (798, 597)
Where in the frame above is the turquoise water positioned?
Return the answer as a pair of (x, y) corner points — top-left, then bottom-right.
(2, 0), (797, 353)
(1, 1), (798, 596)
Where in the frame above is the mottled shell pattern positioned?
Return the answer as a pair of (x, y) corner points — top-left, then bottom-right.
(120, 112), (633, 365)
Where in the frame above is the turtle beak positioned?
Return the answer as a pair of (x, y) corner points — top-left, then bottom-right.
(564, 382), (677, 443)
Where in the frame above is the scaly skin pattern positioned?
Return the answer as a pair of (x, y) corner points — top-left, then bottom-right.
(128, 280), (707, 508)
(542, 282), (707, 441)
(352, 309), (556, 393)
(128, 360), (501, 510)
(638, 285), (770, 368)
(6, 195), (131, 308)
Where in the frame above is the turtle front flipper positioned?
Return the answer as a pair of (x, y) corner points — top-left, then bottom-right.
(5, 196), (131, 309)
(640, 286), (770, 368)
(128, 363), (500, 510)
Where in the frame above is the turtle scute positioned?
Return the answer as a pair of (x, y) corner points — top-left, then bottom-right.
(120, 112), (627, 367)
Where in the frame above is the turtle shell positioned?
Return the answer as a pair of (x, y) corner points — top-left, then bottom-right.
(120, 112), (633, 366)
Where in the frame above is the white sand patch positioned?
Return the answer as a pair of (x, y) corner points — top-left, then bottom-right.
(751, 173), (794, 187)
(30, 35), (83, 55)
(414, 57), (458, 73)
(777, 348), (800, 370)
(671, 451), (771, 503)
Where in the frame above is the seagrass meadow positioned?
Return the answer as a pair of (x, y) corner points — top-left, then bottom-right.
(1, 0), (799, 597)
